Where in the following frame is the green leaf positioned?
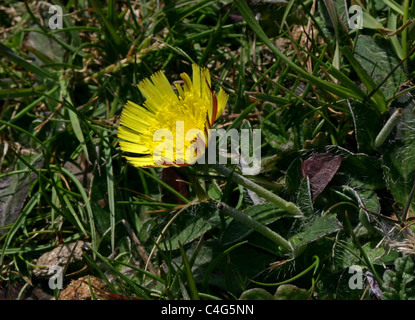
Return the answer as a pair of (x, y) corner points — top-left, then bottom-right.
(342, 47), (386, 113)
(239, 288), (274, 300)
(103, 130), (116, 252)
(340, 151), (385, 190)
(273, 284), (309, 300)
(0, 42), (57, 81)
(239, 284), (308, 300)
(157, 202), (219, 251)
(382, 93), (415, 216)
(68, 109), (90, 163)
(383, 0), (404, 15)
(348, 101), (383, 154)
(361, 11), (384, 29)
(179, 242), (200, 300)
(295, 216), (343, 248)
(382, 256), (415, 300)
(354, 35), (406, 99)
(296, 177), (314, 216)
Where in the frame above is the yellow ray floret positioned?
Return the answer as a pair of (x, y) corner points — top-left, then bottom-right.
(117, 64), (228, 167)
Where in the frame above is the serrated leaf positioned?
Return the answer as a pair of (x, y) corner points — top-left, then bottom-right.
(158, 202), (219, 251)
(354, 35), (406, 99)
(382, 256), (415, 300)
(382, 92), (415, 216)
(295, 216), (343, 248)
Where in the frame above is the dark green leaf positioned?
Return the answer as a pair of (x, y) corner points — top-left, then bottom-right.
(295, 216), (343, 248)
(158, 202), (219, 251)
(382, 92), (415, 216)
(348, 101), (383, 154)
(354, 35), (406, 99)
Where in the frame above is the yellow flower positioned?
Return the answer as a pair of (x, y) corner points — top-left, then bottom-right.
(118, 64), (228, 167)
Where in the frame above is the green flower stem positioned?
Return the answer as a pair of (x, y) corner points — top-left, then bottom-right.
(345, 212), (383, 286)
(250, 256), (319, 287)
(217, 202), (293, 254)
(374, 108), (403, 149)
(213, 164), (303, 217)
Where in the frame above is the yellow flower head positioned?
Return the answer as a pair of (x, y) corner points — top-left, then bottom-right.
(118, 64), (228, 167)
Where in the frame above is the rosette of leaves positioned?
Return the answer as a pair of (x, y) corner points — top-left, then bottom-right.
(382, 256), (415, 300)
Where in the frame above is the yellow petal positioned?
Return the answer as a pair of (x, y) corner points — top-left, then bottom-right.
(150, 70), (177, 101)
(117, 126), (142, 142)
(119, 140), (149, 154)
(192, 64), (201, 95)
(175, 83), (185, 99)
(180, 72), (192, 92)
(216, 87), (228, 121)
(124, 155), (158, 167)
(202, 67), (211, 87)
(137, 78), (164, 113)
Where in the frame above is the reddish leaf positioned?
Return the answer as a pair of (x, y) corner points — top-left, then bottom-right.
(161, 167), (189, 204)
(300, 153), (342, 200)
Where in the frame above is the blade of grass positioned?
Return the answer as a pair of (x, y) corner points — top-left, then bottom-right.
(0, 86), (59, 132)
(344, 211), (383, 286)
(226, 101), (258, 131)
(178, 241), (200, 300)
(91, 0), (125, 56)
(59, 166), (97, 251)
(83, 249), (152, 299)
(0, 86), (49, 100)
(383, 0), (404, 15)
(402, 0), (410, 73)
(0, 42), (57, 81)
(110, 259), (166, 285)
(59, 73), (90, 164)
(103, 130), (116, 252)
(388, 11), (404, 60)
(341, 46), (386, 113)
(280, 0), (296, 32)
(233, 0), (366, 101)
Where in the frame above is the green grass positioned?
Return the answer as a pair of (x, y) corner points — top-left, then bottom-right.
(1, 0), (415, 300)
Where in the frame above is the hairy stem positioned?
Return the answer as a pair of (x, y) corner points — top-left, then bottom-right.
(214, 164), (304, 217)
(217, 202), (293, 254)
(374, 108), (403, 149)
